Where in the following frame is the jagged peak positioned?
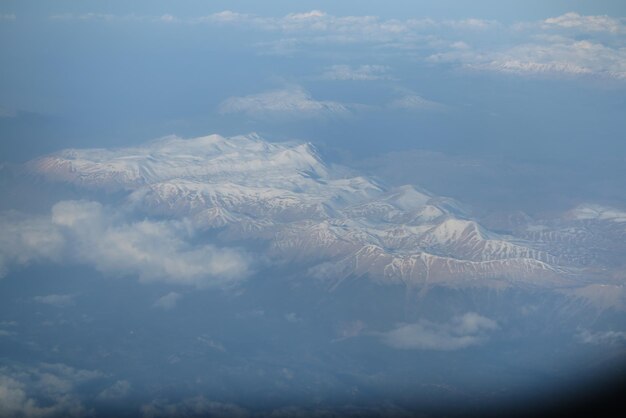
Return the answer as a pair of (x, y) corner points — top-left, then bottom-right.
(426, 218), (487, 244)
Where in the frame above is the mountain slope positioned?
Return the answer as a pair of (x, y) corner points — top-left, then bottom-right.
(27, 133), (624, 291)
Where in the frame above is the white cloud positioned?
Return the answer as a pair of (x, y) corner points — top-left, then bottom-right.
(97, 380), (131, 401)
(284, 312), (302, 323)
(0, 374), (48, 417)
(543, 12), (625, 34)
(202, 9), (626, 81)
(197, 335), (226, 352)
(158, 14), (178, 23)
(192, 11), (251, 25)
(334, 320), (366, 341)
(453, 312), (499, 334)
(0, 363), (104, 418)
(502, 41), (624, 79)
(219, 86), (350, 118)
(58, 201), (252, 287)
(195, 10), (496, 35)
(380, 312), (497, 350)
(49, 10), (494, 46)
(33, 294), (76, 308)
(0, 201), (252, 287)
(568, 204), (626, 222)
(388, 94), (445, 111)
(0, 14), (16, 21)
(577, 329), (626, 345)
(429, 38), (626, 80)
(321, 64), (391, 81)
(153, 292), (182, 310)
(46, 9), (626, 81)
(443, 18), (499, 30)
(0, 211), (66, 278)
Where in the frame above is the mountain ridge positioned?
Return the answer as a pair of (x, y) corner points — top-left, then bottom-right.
(24, 133), (626, 296)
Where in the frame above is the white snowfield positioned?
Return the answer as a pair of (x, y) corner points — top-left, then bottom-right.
(28, 133), (626, 289)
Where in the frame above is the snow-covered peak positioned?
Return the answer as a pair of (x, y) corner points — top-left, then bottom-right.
(24, 132), (588, 289)
(426, 218), (485, 244)
(28, 133), (332, 191)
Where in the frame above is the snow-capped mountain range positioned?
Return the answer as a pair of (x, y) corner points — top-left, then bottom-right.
(27, 133), (626, 293)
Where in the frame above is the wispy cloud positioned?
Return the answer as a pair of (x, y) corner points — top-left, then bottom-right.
(97, 380), (131, 401)
(153, 292), (182, 310)
(567, 204), (626, 223)
(0, 13), (15, 21)
(34, 294), (76, 308)
(379, 312), (498, 350)
(47, 9), (626, 81)
(543, 12), (625, 34)
(388, 93), (445, 111)
(429, 38), (626, 80)
(219, 86), (351, 119)
(192, 10), (497, 35)
(220, 85), (443, 117)
(577, 328), (626, 345)
(321, 64), (391, 81)
(209, 10), (626, 81)
(0, 363), (104, 417)
(284, 312), (302, 323)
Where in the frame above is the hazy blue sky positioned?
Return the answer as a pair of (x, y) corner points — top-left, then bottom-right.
(2, 0), (625, 216)
(1, 1), (624, 160)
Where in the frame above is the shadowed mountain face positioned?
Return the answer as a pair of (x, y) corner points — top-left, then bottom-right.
(0, 133), (625, 417)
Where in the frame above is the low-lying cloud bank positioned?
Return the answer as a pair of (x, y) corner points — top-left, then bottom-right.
(380, 312), (498, 350)
(0, 200), (252, 287)
(0, 363), (104, 418)
(219, 86), (351, 119)
(219, 85), (444, 119)
(50, 10), (626, 81)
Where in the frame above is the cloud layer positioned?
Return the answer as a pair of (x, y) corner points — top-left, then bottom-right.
(219, 85), (443, 118)
(543, 12), (625, 34)
(0, 363), (104, 418)
(430, 38), (626, 79)
(0, 201), (252, 287)
(321, 64), (391, 81)
(380, 312), (498, 350)
(219, 86), (350, 119)
(48, 10), (626, 80)
(153, 292), (182, 310)
(33, 294), (76, 308)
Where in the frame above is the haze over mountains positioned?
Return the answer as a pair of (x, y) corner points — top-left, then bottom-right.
(19, 133), (626, 308)
(1, 135), (624, 417)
